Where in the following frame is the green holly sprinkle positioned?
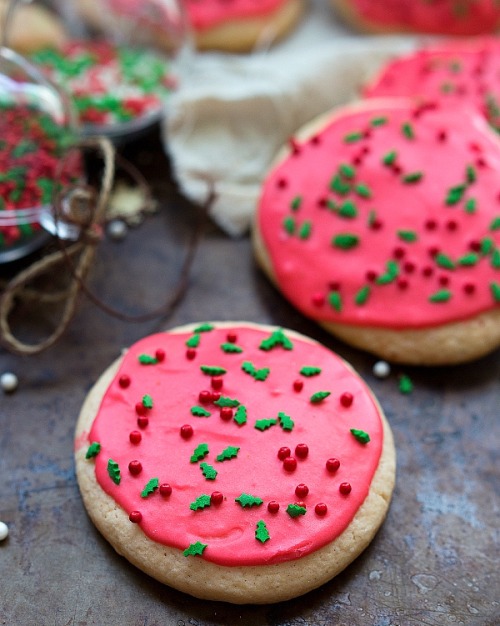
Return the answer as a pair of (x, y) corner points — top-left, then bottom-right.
(278, 411), (295, 432)
(200, 365), (227, 376)
(200, 462), (217, 480)
(142, 394), (153, 409)
(350, 428), (371, 444)
(355, 285), (371, 306)
(107, 459), (121, 485)
(491, 249), (500, 269)
(481, 237), (494, 255)
(194, 323), (214, 333)
(216, 446), (240, 462)
(183, 541), (207, 557)
(330, 174), (351, 196)
(371, 116), (387, 127)
(283, 215), (295, 234)
(429, 289), (452, 303)
(355, 183), (372, 198)
(339, 163), (356, 179)
(344, 131), (363, 143)
(328, 291), (342, 312)
(214, 396), (240, 408)
(398, 374), (414, 395)
(376, 260), (399, 285)
(445, 184), (466, 205)
(300, 366), (322, 377)
(254, 418), (278, 431)
(286, 503), (306, 518)
(234, 405), (248, 426)
(241, 361), (270, 381)
(255, 520), (270, 543)
(382, 150), (397, 166)
(458, 253), (479, 266)
(465, 198), (477, 213)
(259, 329), (293, 351)
(332, 233), (360, 249)
(191, 406), (211, 417)
(85, 442), (101, 459)
(310, 391), (331, 403)
(298, 220), (312, 239)
(290, 195), (302, 211)
(402, 171), (423, 184)
(435, 253), (455, 270)
(138, 354), (158, 365)
(189, 495), (211, 511)
(491, 282), (500, 302)
(141, 478), (159, 497)
(489, 216), (500, 231)
(220, 342), (243, 354)
(466, 164), (477, 184)
(235, 494), (263, 508)
(397, 230), (418, 242)
(190, 443), (209, 463)
(401, 122), (415, 139)
(186, 333), (200, 348)
(338, 199), (358, 218)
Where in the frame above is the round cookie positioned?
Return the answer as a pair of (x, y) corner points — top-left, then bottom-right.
(331, 0), (500, 36)
(0, 0), (67, 54)
(184, 0), (307, 52)
(363, 37), (500, 133)
(75, 322), (395, 604)
(254, 100), (500, 365)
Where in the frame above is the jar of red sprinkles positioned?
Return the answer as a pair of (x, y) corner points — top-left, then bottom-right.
(0, 46), (82, 263)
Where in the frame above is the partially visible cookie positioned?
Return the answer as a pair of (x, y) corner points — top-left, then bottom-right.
(0, 0), (67, 54)
(75, 322), (395, 604)
(331, 0), (500, 36)
(254, 100), (500, 365)
(185, 0), (307, 52)
(363, 37), (500, 133)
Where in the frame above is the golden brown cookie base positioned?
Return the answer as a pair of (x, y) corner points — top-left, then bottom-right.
(75, 322), (395, 604)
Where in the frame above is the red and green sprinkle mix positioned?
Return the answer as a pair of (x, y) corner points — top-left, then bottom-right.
(31, 41), (176, 127)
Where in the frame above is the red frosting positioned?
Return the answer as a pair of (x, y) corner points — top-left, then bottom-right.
(106, 0), (288, 31)
(80, 324), (384, 566)
(344, 0), (500, 35)
(257, 100), (500, 329)
(364, 37), (500, 133)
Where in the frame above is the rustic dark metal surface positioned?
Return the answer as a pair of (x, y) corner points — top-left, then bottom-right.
(0, 132), (498, 626)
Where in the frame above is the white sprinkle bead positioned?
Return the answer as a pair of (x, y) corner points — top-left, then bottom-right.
(1, 372), (18, 393)
(0, 521), (9, 541)
(373, 361), (390, 379)
(107, 219), (128, 241)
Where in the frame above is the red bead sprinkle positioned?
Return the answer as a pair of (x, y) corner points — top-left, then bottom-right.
(278, 446), (291, 461)
(135, 402), (147, 416)
(315, 503), (328, 516)
(137, 416), (149, 429)
(422, 266), (434, 277)
(277, 177), (288, 189)
(283, 456), (297, 472)
(210, 491), (223, 505)
(118, 374), (131, 388)
(295, 443), (309, 458)
(293, 380), (304, 392)
(180, 424), (193, 439)
(469, 240), (481, 252)
(155, 349), (165, 362)
(446, 219), (458, 231)
(366, 270), (378, 282)
(226, 332), (237, 343)
(393, 246), (406, 259)
(210, 391), (221, 402)
(159, 483), (172, 497)
(311, 293), (325, 307)
(326, 458), (340, 473)
(129, 430), (142, 444)
(220, 407), (233, 421)
(295, 501), (307, 509)
(439, 275), (450, 287)
(339, 482), (352, 495)
(404, 261), (416, 274)
(397, 278), (409, 290)
(186, 348), (196, 360)
(128, 460), (142, 475)
(268, 501), (280, 513)
(211, 376), (223, 390)
(199, 390), (211, 404)
(129, 511), (142, 523)
(340, 392), (353, 407)
(295, 483), (309, 498)
(463, 282), (476, 294)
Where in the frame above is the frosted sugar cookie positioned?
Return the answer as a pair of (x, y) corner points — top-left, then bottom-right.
(364, 37), (500, 133)
(254, 100), (500, 365)
(331, 0), (500, 36)
(184, 0), (307, 52)
(75, 322), (395, 603)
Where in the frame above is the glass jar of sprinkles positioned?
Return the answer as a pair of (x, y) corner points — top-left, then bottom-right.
(0, 46), (82, 263)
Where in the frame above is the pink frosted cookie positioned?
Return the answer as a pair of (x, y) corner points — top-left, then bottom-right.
(254, 100), (500, 365)
(184, 0), (306, 51)
(364, 37), (500, 133)
(331, 0), (500, 36)
(75, 322), (395, 604)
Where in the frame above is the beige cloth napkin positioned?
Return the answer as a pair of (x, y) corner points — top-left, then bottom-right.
(164, 0), (421, 236)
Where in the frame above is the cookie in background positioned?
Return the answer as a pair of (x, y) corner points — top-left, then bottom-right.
(254, 99), (500, 365)
(330, 0), (500, 36)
